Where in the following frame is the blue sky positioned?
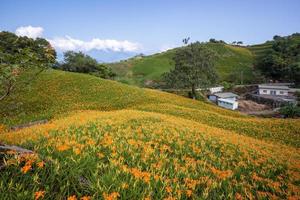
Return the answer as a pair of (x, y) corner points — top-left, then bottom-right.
(1, 0), (300, 62)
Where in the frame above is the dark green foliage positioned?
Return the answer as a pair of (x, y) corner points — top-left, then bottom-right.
(279, 104), (300, 118)
(58, 51), (116, 79)
(221, 81), (234, 90)
(209, 38), (226, 44)
(254, 33), (300, 85)
(0, 31), (56, 101)
(163, 42), (218, 99)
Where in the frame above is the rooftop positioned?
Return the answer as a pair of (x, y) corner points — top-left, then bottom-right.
(214, 92), (238, 98)
(258, 84), (289, 90)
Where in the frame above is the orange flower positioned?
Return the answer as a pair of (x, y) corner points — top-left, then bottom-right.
(235, 193), (242, 200)
(37, 161), (45, 168)
(186, 190), (193, 197)
(103, 192), (119, 200)
(67, 195), (77, 200)
(21, 164), (32, 174)
(74, 148), (81, 155)
(166, 186), (172, 193)
(80, 196), (91, 200)
(97, 152), (105, 159)
(101, 134), (113, 146)
(211, 167), (232, 180)
(34, 190), (45, 200)
(57, 144), (70, 152)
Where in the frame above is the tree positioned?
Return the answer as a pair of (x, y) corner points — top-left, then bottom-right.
(182, 37), (190, 45)
(60, 51), (98, 73)
(237, 41), (243, 46)
(255, 33), (300, 85)
(209, 38), (226, 44)
(0, 31), (56, 101)
(209, 38), (217, 43)
(58, 51), (116, 79)
(163, 41), (218, 99)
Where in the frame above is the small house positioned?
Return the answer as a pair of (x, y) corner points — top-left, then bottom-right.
(208, 92), (239, 102)
(258, 85), (289, 96)
(208, 92), (239, 110)
(208, 86), (224, 94)
(217, 98), (238, 110)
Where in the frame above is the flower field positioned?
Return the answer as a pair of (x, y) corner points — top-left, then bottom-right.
(0, 70), (299, 199)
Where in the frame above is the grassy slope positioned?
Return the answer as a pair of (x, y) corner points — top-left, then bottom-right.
(0, 70), (299, 199)
(109, 43), (255, 86)
(248, 34), (300, 58)
(1, 69), (299, 146)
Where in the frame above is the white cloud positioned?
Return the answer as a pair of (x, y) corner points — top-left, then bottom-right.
(48, 36), (141, 52)
(14, 26), (141, 52)
(15, 26), (44, 39)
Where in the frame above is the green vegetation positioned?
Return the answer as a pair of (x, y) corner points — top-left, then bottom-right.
(0, 69), (299, 199)
(279, 104), (300, 118)
(1, 34), (299, 199)
(109, 49), (175, 86)
(163, 42), (218, 99)
(1, 69), (299, 147)
(0, 31), (56, 101)
(55, 51), (116, 79)
(109, 43), (255, 87)
(250, 33), (300, 85)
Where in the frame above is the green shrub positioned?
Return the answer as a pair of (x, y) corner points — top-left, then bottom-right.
(279, 104), (300, 118)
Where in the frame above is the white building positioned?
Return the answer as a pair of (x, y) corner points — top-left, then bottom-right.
(208, 92), (239, 110)
(217, 98), (238, 110)
(208, 92), (238, 102)
(208, 86), (224, 94)
(258, 85), (289, 96)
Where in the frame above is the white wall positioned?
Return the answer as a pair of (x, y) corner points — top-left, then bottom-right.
(259, 89), (288, 96)
(218, 100), (238, 110)
(225, 97), (237, 101)
(209, 87), (223, 94)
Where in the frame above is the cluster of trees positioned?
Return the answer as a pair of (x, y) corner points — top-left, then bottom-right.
(163, 40), (218, 99)
(209, 38), (226, 44)
(255, 33), (300, 85)
(0, 31), (56, 101)
(54, 51), (116, 79)
(231, 41), (243, 46)
(208, 39), (244, 46)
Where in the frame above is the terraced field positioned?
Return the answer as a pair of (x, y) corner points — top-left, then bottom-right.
(248, 34), (300, 58)
(0, 70), (299, 199)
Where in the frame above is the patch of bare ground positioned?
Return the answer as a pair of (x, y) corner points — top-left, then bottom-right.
(238, 100), (273, 114)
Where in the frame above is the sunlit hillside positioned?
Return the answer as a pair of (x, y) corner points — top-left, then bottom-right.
(109, 43), (255, 86)
(0, 70), (299, 199)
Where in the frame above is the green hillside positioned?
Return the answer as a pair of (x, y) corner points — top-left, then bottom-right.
(248, 33), (300, 57)
(0, 70), (299, 199)
(1, 69), (299, 147)
(109, 43), (255, 87)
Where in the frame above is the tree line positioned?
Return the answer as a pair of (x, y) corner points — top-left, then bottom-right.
(255, 33), (300, 86)
(54, 51), (116, 79)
